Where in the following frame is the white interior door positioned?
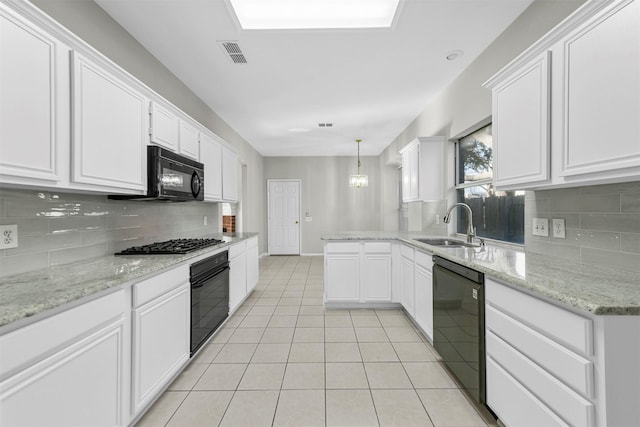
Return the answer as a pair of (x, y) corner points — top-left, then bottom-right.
(268, 180), (300, 255)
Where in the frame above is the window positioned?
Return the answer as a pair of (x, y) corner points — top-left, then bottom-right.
(455, 123), (524, 244)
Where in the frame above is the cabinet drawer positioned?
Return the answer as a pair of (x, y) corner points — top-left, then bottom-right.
(363, 242), (391, 253)
(0, 289), (127, 377)
(400, 244), (414, 260)
(229, 241), (247, 259)
(487, 357), (569, 427)
(486, 278), (592, 355)
(415, 251), (432, 271)
(487, 331), (594, 426)
(486, 305), (594, 396)
(133, 265), (189, 307)
(325, 242), (360, 253)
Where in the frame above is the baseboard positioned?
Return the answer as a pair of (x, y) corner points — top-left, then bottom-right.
(301, 253), (323, 256)
(324, 302), (403, 309)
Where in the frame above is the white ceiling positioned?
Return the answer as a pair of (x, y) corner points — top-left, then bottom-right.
(95, 0), (533, 157)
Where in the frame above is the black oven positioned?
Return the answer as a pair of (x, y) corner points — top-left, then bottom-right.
(109, 145), (204, 201)
(190, 250), (229, 356)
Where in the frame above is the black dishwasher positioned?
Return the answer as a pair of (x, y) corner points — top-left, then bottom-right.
(432, 256), (485, 404)
(190, 251), (229, 356)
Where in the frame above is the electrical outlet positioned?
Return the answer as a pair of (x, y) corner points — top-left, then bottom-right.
(203, 216), (208, 226)
(532, 218), (549, 237)
(552, 218), (566, 238)
(435, 214), (440, 225)
(0, 224), (18, 249)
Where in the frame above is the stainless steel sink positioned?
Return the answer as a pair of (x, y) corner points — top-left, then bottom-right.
(413, 238), (477, 248)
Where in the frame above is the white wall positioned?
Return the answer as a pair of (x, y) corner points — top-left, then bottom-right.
(264, 156), (382, 254)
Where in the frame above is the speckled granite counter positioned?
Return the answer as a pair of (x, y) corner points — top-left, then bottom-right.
(322, 232), (640, 315)
(0, 233), (258, 329)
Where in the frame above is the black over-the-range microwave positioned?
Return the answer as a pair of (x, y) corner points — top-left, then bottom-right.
(109, 146), (204, 202)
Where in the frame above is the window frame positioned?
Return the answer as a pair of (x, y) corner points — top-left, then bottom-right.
(453, 122), (524, 247)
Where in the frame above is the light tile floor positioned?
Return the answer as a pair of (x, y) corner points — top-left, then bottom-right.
(136, 256), (494, 427)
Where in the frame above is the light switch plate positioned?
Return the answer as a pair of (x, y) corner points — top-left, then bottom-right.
(532, 218), (549, 237)
(552, 218), (566, 238)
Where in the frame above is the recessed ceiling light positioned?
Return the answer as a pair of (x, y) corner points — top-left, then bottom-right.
(446, 50), (464, 61)
(228, 0), (401, 30)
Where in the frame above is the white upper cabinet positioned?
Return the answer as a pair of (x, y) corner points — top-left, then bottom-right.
(489, 51), (551, 189)
(485, 0), (640, 190)
(71, 51), (147, 192)
(0, 4), (69, 185)
(149, 102), (178, 151)
(557, 0), (639, 181)
(400, 137), (445, 202)
(200, 132), (223, 201)
(222, 145), (238, 202)
(178, 119), (200, 161)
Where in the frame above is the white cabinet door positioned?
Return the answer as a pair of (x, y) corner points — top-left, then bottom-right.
(401, 149), (412, 202)
(229, 251), (247, 312)
(200, 132), (223, 201)
(491, 51), (551, 189)
(71, 51), (146, 192)
(0, 290), (130, 427)
(178, 119), (199, 160)
(362, 253), (392, 301)
(246, 237), (259, 294)
(414, 265), (433, 341)
(400, 137), (445, 202)
(400, 255), (415, 316)
(149, 102), (178, 151)
(404, 144), (419, 201)
(325, 254), (360, 302)
(0, 5), (69, 184)
(132, 283), (189, 416)
(222, 145), (238, 202)
(559, 0), (640, 180)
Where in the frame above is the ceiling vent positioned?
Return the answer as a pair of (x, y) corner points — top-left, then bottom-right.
(219, 41), (247, 64)
(318, 123), (333, 127)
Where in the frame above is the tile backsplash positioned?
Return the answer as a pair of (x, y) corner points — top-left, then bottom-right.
(525, 182), (640, 273)
(0, 189), (219, 278)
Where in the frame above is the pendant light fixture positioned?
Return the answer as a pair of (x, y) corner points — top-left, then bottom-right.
(349, 139), (368, 188)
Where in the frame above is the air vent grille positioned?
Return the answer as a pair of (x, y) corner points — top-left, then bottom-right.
(219, 41), (247, 64)
(318, 123), (333, 127)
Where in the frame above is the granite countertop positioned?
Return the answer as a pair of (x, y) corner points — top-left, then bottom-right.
(0, 233), (259, 330)
(322, 232), (640, 316)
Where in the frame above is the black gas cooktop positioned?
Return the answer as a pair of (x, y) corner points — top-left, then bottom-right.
(115, 238), (224, 255)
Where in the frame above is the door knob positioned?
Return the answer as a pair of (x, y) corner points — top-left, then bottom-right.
(295, 221), (299, 224)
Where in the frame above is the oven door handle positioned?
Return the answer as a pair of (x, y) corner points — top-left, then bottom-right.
(191, 265), (230, 288)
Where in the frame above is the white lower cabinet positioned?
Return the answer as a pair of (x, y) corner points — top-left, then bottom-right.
(413, 251), (433, 341)
(246, 236), (259, 294)
(228, 237), (259, 313)
(0, 290), (131, 427)
(131, 265), (190, 418)
(486, 277), (640, 427)
(399, 245), (415, 316)
(229, 241), (247, 312)
(486, 277), (596, 426)
(324, 241), (392, 305)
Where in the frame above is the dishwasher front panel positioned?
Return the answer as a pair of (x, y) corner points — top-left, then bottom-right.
(433, 262), (485, 403)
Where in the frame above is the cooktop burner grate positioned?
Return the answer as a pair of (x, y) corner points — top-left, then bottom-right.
(115, 238), (224, 255)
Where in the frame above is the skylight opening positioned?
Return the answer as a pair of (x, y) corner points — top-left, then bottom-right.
(228, 0), (401, 30)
